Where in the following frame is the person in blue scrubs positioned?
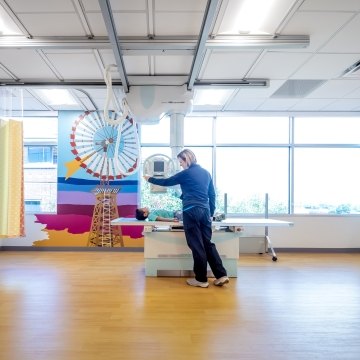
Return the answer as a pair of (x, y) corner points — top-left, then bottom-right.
(144, 149), (229, 288)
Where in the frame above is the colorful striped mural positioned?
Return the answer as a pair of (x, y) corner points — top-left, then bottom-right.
(32, 110), (143, 247)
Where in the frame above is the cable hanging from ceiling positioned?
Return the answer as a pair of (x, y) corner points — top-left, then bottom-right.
(103, 64), (140, 177)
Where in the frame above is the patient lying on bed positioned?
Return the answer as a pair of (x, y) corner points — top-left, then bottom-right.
(135, 207), (183, 222)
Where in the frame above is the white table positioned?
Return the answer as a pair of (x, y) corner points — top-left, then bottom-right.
(111, 217), (293, 277)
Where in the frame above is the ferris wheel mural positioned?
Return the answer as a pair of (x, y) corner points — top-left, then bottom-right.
(65, 111), (139, 181)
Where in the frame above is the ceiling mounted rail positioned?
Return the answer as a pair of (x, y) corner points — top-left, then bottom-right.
(194, 79), (269, 88)
(187, 0), (222, 91)
(98, 0), (129, 93)
(0, 35), (309, 51)
(207, 35), (310, 49)
(0, 80), (125, 88)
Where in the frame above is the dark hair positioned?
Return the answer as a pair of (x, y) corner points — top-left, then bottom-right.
(135, 208), (148, 220)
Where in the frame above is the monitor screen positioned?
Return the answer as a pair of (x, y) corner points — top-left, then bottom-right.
(153, 160), (165, 173)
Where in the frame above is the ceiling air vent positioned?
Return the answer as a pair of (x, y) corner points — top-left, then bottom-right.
(341, 60), (360, 78)
(271, 79), (326, 98)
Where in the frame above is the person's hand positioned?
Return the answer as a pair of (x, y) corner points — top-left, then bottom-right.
(143, 175), (151, 181)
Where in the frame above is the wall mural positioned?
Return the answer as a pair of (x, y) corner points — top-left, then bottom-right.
(32, 110), (144, 248)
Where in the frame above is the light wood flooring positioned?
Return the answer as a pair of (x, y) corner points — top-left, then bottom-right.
(0, 251), (360, 360)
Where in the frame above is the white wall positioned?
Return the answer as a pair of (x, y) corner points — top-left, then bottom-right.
(0, 215), (48, 247)
(1, 215), (359, 249)
(242, 215), (360, 249)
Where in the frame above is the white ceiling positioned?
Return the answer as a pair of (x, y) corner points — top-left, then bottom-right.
(1, 0), (360, 116)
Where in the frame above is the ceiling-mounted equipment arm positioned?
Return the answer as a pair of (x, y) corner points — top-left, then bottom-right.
(187, 0), (222, 91)
(98, 0), (129, 93)
(103, 64), (130, 125)
(103, 64), (140, 177)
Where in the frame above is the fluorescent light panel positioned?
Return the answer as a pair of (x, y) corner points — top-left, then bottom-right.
(236, 0), (275, 34)
(35, 89), (78, 106)
(193, 88), (234, 106)
(218, 0), (297, 35)
(0, 7), (23, 35)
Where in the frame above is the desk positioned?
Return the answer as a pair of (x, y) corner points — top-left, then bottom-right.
(111, 217), (293, 277)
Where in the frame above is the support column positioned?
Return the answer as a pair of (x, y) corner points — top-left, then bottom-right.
(170, 113), (184, 172)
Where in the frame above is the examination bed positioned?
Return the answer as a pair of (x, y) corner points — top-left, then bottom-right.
(111, 217), (293, 277)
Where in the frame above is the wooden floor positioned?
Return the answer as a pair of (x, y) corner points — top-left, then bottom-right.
(0, 251), (360, 360)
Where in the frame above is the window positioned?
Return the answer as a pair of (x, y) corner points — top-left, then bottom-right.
(216, 147), (289, 214)
(293, 116), (360, 214)
(140, 115), (170, 144)
(139, 114), (360, 216)
(140, 117), (181, 211)
(24, 200), (41, 212)
(186, 146), (213, 175)
(294, 117), (360, 144)
(25, 146), (57, 164)
(184, 117), (213, 145)
(294, 148), (360, 214)
(23, 117), (58, 213)
(216, 116), (289, 144)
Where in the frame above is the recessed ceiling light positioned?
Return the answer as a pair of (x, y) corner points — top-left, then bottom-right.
(218, 0), (297, 36)
(35, 89), (78, 106)
(193, 89), (234, 106)
(0, 7), (23, 35)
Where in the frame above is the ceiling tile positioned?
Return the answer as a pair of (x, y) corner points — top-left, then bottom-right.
(289, 98), (335, 111)
(155, 55), (193, 74)
(7, 0), (75, 12)
(291, 53), (360, 79)
(225, 98), (267, 111)
(307, 79), (360, 98)
(17, 14), (87, 36)
(155, 13), (204, 36)
(257, 98), (300, 111)
(299, 0), (360, 11)
(87, 12), (148, 36)
(155, 0), (207, 12)
(321, 14), (360, 53)
(111, 0), (147, 11)
(44, 51), (103, 79)
(322, 98), (360, 111)
(82, 0), (147, 12)
(0, 67), (13, 80)
(113, 13), (148, 36)
(192, 104), (226, 112)
(123, 56), (150, 75)
(100, 50), (150, 77)
(249, 52), (311, 79)
(281, 12), (354, 52)
(201, 50), (261, 79)
(0, 49), (58, 79)
(345, 86), (360, 98)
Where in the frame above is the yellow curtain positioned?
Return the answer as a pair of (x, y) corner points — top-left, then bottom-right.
(0, 118), (25, 238)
